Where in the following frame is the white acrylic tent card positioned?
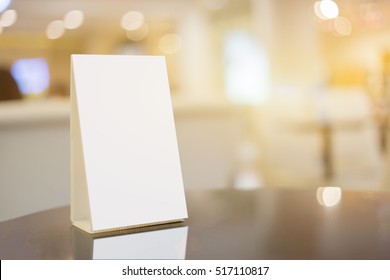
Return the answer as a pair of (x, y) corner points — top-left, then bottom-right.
(70, 54), (188, 234)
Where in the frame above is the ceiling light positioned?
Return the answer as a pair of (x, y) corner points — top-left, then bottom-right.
(121, 11), (144, 31)
(314, 0), (339, 20)
(314, 1), (327, 20)
(158, 33), (182, 55)
(64, 10), (84, 29)
(46, 20), (65, 40)
(0, 9), (17, 27)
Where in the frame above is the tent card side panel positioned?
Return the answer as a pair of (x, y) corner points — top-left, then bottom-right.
(70, 64), (92, 231)
(71, 55), (188, 232)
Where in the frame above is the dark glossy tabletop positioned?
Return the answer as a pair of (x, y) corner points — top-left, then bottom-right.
(1, 187), (390, 259)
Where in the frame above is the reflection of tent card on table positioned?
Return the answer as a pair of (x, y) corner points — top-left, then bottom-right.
(70, 54), (188, 234)
(72, 225), (188, 259)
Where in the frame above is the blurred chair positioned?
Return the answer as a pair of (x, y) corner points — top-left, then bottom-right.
(0, 68), (22, 101)
(383, 125), (390, 191)
(174, 102), (244, 189)
(255, 88), (383, 190)
(256, 94), (324, 188)
(321, 88), (383, 189)
(0, 100), (70, 221)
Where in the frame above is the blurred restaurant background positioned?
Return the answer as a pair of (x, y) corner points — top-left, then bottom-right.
(1, 0), (390, 221)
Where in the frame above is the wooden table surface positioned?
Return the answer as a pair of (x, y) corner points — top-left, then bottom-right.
(1, 188), (390, 259)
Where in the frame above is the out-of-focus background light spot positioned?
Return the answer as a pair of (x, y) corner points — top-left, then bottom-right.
(11, 58), (50, 95)
(315, 0), (339, 20)
(314, 1), (328, 20)
(317, 186), (342, 207)
(158, 33), (182, 54)
(360, 3), (385, 29)
(126, 23), (149, 41)
(121, 11), (144, 31)
(0, 9), (17, 27)
(64, 10), (84, 30)
(333, 16), (352, 36)
(46, 20), (65, 40)
(0, 0), (11, 13)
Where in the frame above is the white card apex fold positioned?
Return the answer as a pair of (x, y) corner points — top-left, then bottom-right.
(70, 54), (188, 233)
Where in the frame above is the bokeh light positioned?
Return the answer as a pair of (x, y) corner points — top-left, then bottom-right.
(158, 33), (182, 54)
(317, 186), (342, 207)
(314, 0), (339, 20)
(46, 20), (65, 40)
(121, 11), (144, 31)
(64, 10), (84, 30)
(333, 16), (352, 36)
(0, 9), (17, 27)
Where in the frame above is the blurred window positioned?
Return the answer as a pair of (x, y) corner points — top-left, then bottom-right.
(0, 0), (11, 13)
(223, 30), (270, 104)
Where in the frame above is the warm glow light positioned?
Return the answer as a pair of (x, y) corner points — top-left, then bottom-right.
(0, 25), (3, 34)
(46, 20), (65, 40)
(0, 9), (17, 27)
(317, 186), (342, 207)
(126, 23), (148, 41)
(333, 16), (352, 36)
(0, 0), (11, 13)
(158, 33), (182, 55)
(64, 10), (84, 29)
(315, 0), (339, 20)
(121, 11), (144, 31)
(320, 0), (339, 19)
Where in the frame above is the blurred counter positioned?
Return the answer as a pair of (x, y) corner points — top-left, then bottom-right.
(0, 99), (70, 221)
(0, 99), (245, 221)
(0, 99), (70, 125)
